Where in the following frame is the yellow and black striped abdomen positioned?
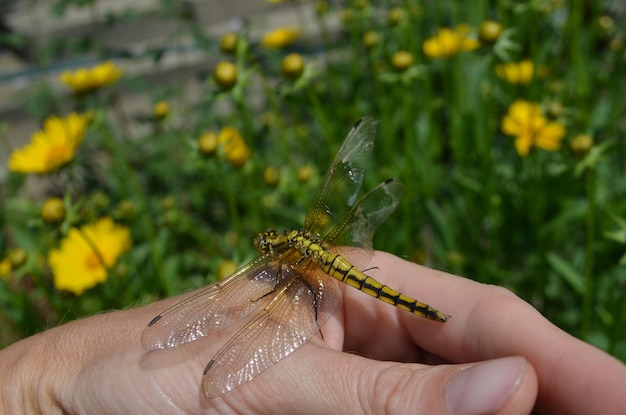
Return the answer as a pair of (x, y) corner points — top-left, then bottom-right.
(292, 233), (449, 323)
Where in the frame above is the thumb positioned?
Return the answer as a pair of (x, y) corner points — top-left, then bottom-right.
(264, 346), (537, 415)
(444, 356), (537, 415)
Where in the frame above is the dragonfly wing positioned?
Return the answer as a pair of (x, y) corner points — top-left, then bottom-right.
(142, 255), (281, 350)
(202, 264), (341, 398)
(305, 117), (378, 237)
(327, 178), (404, 250)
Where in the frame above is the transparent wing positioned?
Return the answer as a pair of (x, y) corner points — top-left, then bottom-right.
(142, 255), (280, 350)
(201, 264), (341, 398)
(305, 116), (378, 238)
(326, 178), (404, 250)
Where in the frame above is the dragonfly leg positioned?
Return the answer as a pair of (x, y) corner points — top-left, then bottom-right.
(250, 261), (284, 303)
(297, 261), (322, 327)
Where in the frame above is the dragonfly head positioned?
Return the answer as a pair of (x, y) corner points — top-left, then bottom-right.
(254, 229), (281, 255)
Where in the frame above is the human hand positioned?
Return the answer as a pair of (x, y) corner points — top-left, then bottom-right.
(1, 251), (624, 414)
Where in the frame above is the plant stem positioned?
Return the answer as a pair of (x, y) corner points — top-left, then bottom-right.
(581, 168), (596, 339)
(306, 86), (333, 159)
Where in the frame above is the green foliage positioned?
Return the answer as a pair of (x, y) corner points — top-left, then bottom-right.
(1, 0), (626, 362)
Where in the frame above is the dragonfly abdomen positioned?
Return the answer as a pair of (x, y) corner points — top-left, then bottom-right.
(291, 232), (449, 323)
(325, 253), (448, 323)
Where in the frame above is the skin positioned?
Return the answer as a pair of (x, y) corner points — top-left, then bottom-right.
(1, 251), (625, 414)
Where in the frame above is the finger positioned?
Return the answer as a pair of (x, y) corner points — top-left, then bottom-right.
(367, 251), (626, 415)
(222, 344), (537, 415)
(340, 252), (455, 361)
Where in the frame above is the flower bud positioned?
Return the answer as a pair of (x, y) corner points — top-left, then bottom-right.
(479, 20), (503, 45)
(391, 51), (414, 72)
(263, 166), (281, 187)
(220, 33), (238, 54)
(41, 198), (66, 224)
(281, 53), (305, 80)
(569, 134), (594, 158)
(153, 101), (170, 120)
(214, 61), (237, 89)
(8, 248), (27, 269)
(198, 132), (219, 155)
(363, 31), (380, 49)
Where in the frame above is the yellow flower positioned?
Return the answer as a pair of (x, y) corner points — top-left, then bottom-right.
(225, 144), (251, 168)
(501, 100), (566, 157)
(496, 60), (535, 84)
(261, 27), (300, 49)
(218, 126), (250, 168)
(423, 24), (480, 58)
(8, 112), (90, 174)
(48, 217), (131, 295)
(60, 61), (123, 94)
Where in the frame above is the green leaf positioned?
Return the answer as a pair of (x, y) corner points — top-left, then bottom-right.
(574, 140), (614, 177)
(605, 229), (626, 244)
(546, 252), (585, 295)
(425, 199), (454, 252)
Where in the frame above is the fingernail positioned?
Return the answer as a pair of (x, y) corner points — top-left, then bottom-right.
(446, 356), (527, 415)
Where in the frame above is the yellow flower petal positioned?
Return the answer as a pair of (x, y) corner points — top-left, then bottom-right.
(460, 37), (480, 52)
(496, 60), (535, 84)
(518, 60), (534, 83)
(423, 38), (441, 58)
(535, 122), (566, 151)
(48, 218), (131, 295)
(8, 112), (89, 174)
(502, 100), (567, 156)
(216, 126), (251, 168)
(261, 27), (300, 49)
(59, 61), (122, 94)
(515, 136), (532, 157)
(501, 114), (519, 136)
(423, 25), (478, 58)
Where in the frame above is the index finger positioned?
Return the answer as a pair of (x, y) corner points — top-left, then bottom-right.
(356, 251), (626, 415)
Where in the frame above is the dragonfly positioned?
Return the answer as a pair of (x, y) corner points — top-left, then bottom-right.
(142, 116), (449, 398)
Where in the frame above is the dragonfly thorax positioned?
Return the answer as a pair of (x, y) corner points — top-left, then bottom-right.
(254, 228), (329, 260)
(286, 229), (333, 265)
